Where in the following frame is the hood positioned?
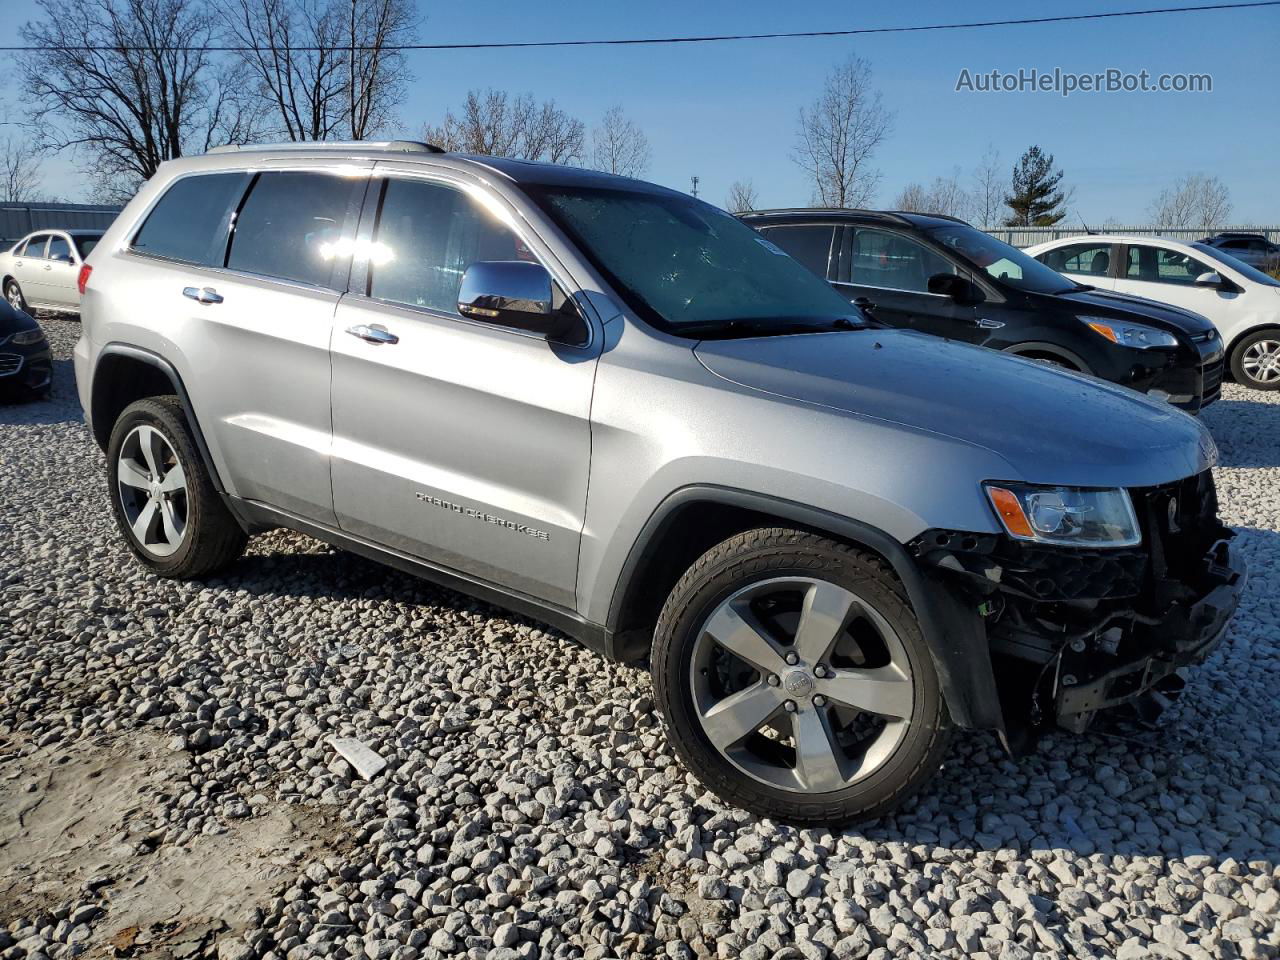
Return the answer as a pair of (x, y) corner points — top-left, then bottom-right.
(694, 329), (1216, 488)
(0, 300), (37, 334)
(1053, 287), (1216, 336)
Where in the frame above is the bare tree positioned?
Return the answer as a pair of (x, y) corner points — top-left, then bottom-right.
(590, 106), (650, 178)
(344, 0), (417, 139)
(893, 172), (971, 219)
(725, 179), (759, 213)
(424, 90), (584, 164)
(0, 137), (43, 202)
(971, 144), (1006, 229)
(1148, 174), (1232, 232)
(20, 0), (261, 201)
(216, 0), (348, 141)
(792, 56), (892, 208)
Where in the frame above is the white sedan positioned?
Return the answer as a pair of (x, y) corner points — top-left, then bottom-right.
(1027, 234), (1280, 390)
(0, 229), (103, 315)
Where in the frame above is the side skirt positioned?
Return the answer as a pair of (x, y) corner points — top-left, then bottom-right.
(229, 498), (616, 660)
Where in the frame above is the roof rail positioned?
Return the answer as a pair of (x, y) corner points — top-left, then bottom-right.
(740, 207), (917, 226)
(207, 139), (446, 155)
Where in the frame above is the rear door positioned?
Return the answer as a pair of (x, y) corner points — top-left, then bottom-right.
(1034, 240), (1118, 290)
(43, 234), (81, 308)
(128, 162), (370, 525)
(14, 234), (49, 303)
(329, 168), (598, 609)
(833, 226), (981, 342)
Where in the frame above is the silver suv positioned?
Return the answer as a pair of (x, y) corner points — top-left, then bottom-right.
(74, 141), (1245, 823)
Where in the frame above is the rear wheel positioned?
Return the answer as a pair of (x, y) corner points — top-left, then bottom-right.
(5, 280), (27, 313)
(652, 528), (951, 824)
(106, 397), (247, 578)
(1230, 330), (1280, 390)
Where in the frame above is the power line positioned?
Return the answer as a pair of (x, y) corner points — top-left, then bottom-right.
(0, 1), (1275, 52)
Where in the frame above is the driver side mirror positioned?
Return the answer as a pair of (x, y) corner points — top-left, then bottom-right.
(457, 261), (579, 340)
(927, 272), (985, 304)
(1194, 271), (1227, 289)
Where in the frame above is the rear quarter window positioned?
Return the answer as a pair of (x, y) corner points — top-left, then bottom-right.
(131, 173), (250, 265)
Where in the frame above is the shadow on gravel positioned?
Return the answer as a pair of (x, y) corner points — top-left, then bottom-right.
(1201, 397), (1280, 468)
(0, 358), (82, 427)
(224, 527), (1280, 871)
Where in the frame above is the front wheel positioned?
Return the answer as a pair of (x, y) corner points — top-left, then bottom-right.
(106, 396), (247, 578)
(652, 529), (951, 824)
(5, 280), (27, 313)
(1230, 330), (1280, 390)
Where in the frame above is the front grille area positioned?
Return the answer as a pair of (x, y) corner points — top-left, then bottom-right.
(1131, 469), (1226, 588)
(1201, 358), (1224, 406)
(0, 353), (22, 376)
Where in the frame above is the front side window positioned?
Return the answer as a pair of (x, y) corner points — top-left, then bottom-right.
(1038, 242), (1114, 277)
(929, 224), (1075, 294)
(22, 235), (48, 258)
(132, 173), (249, 265)
(370, 178), (533, 315)
(227, 171), (362, 287)
(1192, 242), (1280, 287)
(48, 236), (72, 261)
(1125, 246), (1212, 285)
(849, 228), (954, 292)
(523, 184), (857, 334)
(757, 225), (835, 279)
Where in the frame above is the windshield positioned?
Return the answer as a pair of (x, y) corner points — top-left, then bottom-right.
(1192, 242), (1280, 287)
(73, 235), (102, 258)
(522, 184), (860, 335)
(928, 224), (1079, 295)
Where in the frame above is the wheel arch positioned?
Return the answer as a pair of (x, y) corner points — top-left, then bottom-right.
(605, 485), (1004, 732)
(91, 343), (227, 495)
(1226, 323), (1280, 360)
(1001, 341), (1091, 373)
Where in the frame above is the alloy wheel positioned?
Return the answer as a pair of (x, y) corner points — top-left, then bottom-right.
(6, 284), (21, 310)
(689, 576), (914, 794)
(116, 424), (189, 558)
(1241, 339), (1280, 385)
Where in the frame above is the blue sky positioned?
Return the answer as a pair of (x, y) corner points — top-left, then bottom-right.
(3, 0), (1277, 222)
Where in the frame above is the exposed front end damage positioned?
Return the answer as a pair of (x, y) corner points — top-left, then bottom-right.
(910, 470), (1246, 749)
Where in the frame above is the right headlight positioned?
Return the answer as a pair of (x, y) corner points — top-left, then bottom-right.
(1079, 316), (1179, 350)
(984, 482), (1141, 548)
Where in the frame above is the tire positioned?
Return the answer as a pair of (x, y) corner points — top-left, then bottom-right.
(652, 528), (951, 824)
(1229, 330), (1280, 390)
(5, 280), (28, 314)
(106, 396), (247, 578)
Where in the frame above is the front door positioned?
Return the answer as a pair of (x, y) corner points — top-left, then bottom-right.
(832, 226), (981, 343)
(330, 172), (597, 609)
(1112, 243), (1238, 328)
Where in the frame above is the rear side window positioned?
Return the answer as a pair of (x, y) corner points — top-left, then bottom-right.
(757, 225), (835, 279)
(1039, 242), (1113, 276)
(227, 171), (363, 288)
(132, 173), (249, 265)
(48, 236), (72, 261)
(369, 178), (531, 314)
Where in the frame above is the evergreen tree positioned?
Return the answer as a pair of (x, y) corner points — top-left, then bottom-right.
(1004, 146), (1067, 226)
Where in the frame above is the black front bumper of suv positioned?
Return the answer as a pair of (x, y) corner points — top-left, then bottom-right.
(911, 470), (1246, 740)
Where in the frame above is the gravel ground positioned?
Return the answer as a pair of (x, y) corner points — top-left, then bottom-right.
(2, 317), (1278, 960)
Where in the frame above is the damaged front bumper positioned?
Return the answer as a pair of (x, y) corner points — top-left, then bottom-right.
(911, 470), (1247, 743)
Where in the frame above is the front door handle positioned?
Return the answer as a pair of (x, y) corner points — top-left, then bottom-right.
(183, 286), (224, 305)
(346, 323), (399, 345)
(43, 264), (52, 271)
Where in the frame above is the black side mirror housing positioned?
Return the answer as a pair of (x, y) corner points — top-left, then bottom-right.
(927, 272), (985, 304)
(457, 261), (579, 340)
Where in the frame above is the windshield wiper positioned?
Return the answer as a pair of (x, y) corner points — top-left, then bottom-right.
(680, 316), (865, 340)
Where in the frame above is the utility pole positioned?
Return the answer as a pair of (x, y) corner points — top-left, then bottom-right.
(690, 176), (700, 198)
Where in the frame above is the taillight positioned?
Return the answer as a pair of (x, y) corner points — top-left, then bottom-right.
(77, 263), (92, 295)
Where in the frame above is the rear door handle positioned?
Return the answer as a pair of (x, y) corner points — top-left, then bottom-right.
(43, 265), (52, 271)
(183, 286), (223, 305)
(346, 323), (399, 345)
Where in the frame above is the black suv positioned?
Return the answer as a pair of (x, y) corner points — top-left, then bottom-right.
(741, 210), (1225, 411)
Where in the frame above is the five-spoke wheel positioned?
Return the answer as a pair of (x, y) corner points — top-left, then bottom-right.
(116, 424), (189, 557)
(654, 528), (950, 824)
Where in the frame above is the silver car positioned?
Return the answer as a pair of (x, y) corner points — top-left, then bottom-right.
(1, 228), (103, 314)
(73, 141), (1245, 823)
